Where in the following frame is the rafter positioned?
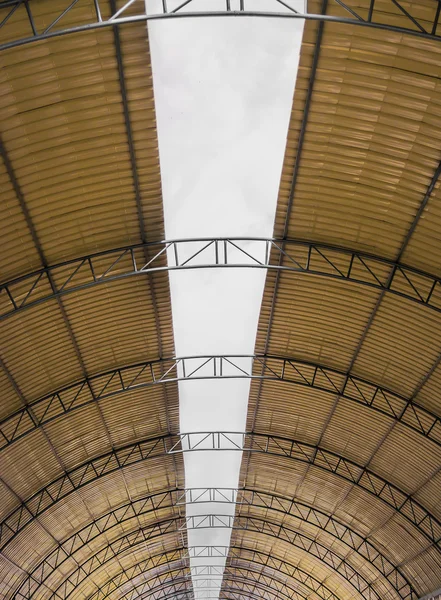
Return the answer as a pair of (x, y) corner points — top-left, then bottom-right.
(2, 433), (440, 565)
(102, 569), (306, 600)
(84, 556), (322, 600)
(2, 353), (440, 453)
(27, 516), (377, 600)
(4, 238), (441, 322)
(14, 487), (412, 600)
(1, 0), (440, 52)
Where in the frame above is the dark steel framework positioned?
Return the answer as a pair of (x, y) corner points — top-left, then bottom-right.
(13, 487), (413, 600)
(2, 353), (440, 454)
(93, 585), (191, 600)
(1, 0), (441, 51)
(86, 547), (344, 600)
(240, 6), (441, 598)
(96, 566), (309, 600)
(3, 432), (440, 573)
(53, 554), (317, 600)
(3, 237), (441, 321)
(2, 0), (441, 598)
(107, 571), (299, 600)
(16, 513), (384, 600)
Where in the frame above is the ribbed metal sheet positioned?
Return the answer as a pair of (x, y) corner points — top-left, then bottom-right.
(3, 1), (441, 600)
(0, 2), (184, 599)
(234, 2), (441, 599)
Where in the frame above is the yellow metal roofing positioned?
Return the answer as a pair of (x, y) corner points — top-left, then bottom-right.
(2, 1), (441, 600)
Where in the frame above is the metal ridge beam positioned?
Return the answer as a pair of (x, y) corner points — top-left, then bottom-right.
(1, 433), (440, 557)
(1, 0), (441, 52)
(2, 238), (441, 321)
(2, 354), (440, 452)
(15, 488), (411, 600)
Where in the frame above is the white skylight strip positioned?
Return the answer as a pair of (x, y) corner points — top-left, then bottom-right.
(148, 8), (304, 599)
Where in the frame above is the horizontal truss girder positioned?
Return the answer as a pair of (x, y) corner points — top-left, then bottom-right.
(14, 488), (411, 600)
(0, 0), (440, 51)
(2, 432), (440, 567)
(2, 238), (441, 321)
(2, 354), (440, 453)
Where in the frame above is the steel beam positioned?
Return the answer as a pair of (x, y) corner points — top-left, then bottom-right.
(97, 573), (193, 600)
(2, 238), (441, 321)
(118, 572), (296, 600)
(0, 0), (440, 51)
(100, 568), (306, 600)
(2, 353), (440, 453)
(84, 558), (316, 600)
(16, 487), (411, 600)
(2, 432), (440, 561)
(25, 515), (377, 600)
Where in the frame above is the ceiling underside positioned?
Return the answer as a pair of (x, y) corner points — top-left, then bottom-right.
(1, 2), (441, 600)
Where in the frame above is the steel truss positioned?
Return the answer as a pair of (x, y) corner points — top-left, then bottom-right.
(2, 437), (438, 581)
(25, 515), (378, 600)
(116, 570), (295, 600)
(107, 567), (307, 600)
(2, 353), (441, 454)
(0, 0), (440, 52)
(225, 548), (343, 600)
(123, 593), (190, 600)
(17, 487), (410, 600)
(2, 238), (441, 322)
(95, 573), (193, 600)
(85, 558), (316, 600)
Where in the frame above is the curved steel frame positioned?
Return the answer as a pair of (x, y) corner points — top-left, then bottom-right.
(3, 353), (440, 453)
(38, 516), (375, 600)
(85, 547), (341, 600)
(115, 590), (252, 600)
(0, 0), (440, 52)
(77, 553), (191, 600)
(2, 238), (441, 322)
(25, 489), (408, 600)
(113, 571), (294, 600)
(15, 488), (412, 600)
(225, 547), (347, 600)
(116, 592), (189, 600)
(2, 432), (440, 559)
(87, 546), (344, 600)
(92, 574), (193, 600)
(96, 567), (306, 600)
(83, 559), (310, 600)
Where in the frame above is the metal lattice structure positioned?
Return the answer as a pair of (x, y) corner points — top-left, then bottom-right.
(1, 0), (441, 51)
(2, 2), (441, 600)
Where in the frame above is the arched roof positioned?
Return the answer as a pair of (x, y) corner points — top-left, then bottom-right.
(1, 2), (441, 600)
